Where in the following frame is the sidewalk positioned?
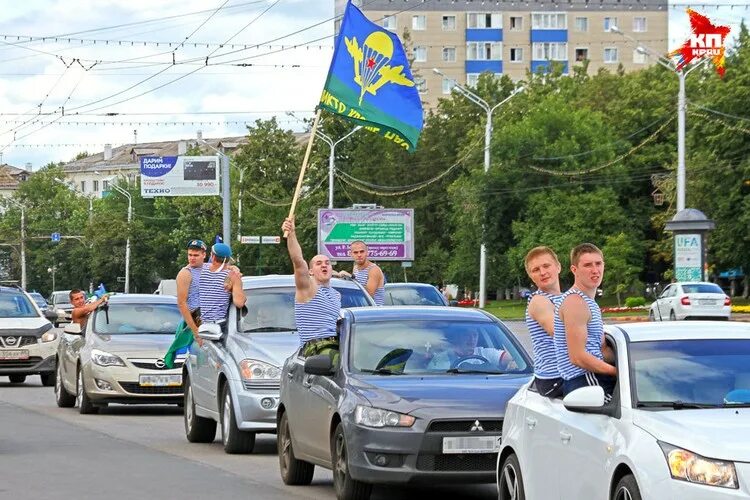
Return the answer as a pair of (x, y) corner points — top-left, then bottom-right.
(608, 313), (750, 324)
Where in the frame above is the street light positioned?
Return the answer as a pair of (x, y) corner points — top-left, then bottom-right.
(7, 199), (26, 290)
(433, 68), (523, 308)
(315, 126), (363, 209)
(610, 26), (708, 211)
(108, 183), (132, 294)
(47, 265), (57, 293)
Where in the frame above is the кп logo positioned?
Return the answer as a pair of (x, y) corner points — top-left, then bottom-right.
(669, 9), (731, 77)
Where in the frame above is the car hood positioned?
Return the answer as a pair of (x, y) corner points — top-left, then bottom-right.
(231, 332), (299, 367)
(633, 408), (750, 461)
(92, 333), (176, 356)
(0, 317), (51, 336)
(349, 374), (530, 416)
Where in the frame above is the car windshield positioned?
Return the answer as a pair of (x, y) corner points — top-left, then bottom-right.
(241, 286), (370, 333)
(29, 293), (47, 307)
(384, 285), (445, 306)
(631, 339), (750, 408)
(349, 320), (531, 375)
(0, 292), (38, 318)
(682, 283), (724, 294)
(93, 303), (182, 334)
(52, 293), (71, 306)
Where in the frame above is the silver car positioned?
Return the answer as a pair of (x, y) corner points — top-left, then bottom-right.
(55, 294), (185, 413)
(183, 275), (374, 454)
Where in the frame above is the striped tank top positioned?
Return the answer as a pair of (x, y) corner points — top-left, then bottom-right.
(199, 265), (231, 323)
(354, 264), (385, 306)
(184, 264), (205, 312)
(553, 288), (604, 380)
(525, 290), (561, 380)
(295, 285), (341, 346)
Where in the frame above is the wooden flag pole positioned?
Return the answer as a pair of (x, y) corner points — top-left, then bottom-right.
(284, 108), (322, 238)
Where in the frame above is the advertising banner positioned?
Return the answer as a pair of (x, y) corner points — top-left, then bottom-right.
(318, 208), (414, 261)
(674, 233), (702, 281)
(140, 156), (219, 197)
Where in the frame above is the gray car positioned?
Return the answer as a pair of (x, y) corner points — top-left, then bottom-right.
(277, 306), (533, 500)
(383, 283), (449, 306)
(183, 275), (374, 454)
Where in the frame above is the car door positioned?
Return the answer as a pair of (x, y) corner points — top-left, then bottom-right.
(60, 325), (85, 391)
(521, 392), (563, 500)
(284, 351), (317, 458)
(304, 366), (343, 462)
(656, 285), (673, 319)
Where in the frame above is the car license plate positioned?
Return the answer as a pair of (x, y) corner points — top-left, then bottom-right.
(138, 374), (182, 387)
(0, 349), (29, 360)
(698, 299), (716, 305)
(442, 435), (502, 454)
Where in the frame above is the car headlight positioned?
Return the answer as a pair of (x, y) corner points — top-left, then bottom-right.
(91, 349), (126, 367)
(41, 331), (57, 342)
(354, 405), (415, 428)
(239, 359), (281, 381)
(659, 442), (738, 489)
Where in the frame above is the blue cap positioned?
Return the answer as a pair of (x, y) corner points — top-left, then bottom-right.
(212, 243), (233, 259)
(187, 239), (206, 251)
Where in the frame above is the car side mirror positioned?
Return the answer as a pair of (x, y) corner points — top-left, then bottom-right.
(563, 386), (606, 413)
(198, 323), (223, 341)
(44, 310), (58, 322)
(304, 354), (334, 376)
(449, 300), (458, 307)
(63, 323), (82, 335)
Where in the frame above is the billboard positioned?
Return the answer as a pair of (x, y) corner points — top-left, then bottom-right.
(674, 233), (702, 281)
(317, 208), (414, 261)
(140, 156), (219, 197)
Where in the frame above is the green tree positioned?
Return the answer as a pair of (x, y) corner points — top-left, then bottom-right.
(601, 232), (644, 306)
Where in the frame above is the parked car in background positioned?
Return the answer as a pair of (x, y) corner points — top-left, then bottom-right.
(48, 290), (73, 327)
(154, 279), (177, 297)
(649, 282), (731, 321)
(55, 294), (185, 413)
(0, 286), (60, 385)
(497, 321), (750, 500)
(278, 306), (532, 500)
(383, 283), (449, 306)
(28, 292), (49, 310)
(184, 275), (374, 454)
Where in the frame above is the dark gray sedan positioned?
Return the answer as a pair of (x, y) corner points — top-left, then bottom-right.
(277, 306), (532, 500)
(383, 283), (449, 306)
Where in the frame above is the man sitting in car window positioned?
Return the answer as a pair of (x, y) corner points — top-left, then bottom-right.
(427, 328), (515, 371)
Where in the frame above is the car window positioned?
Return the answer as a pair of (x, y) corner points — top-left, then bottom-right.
(384, 286), (445, 306)
(0, 292), (38, 318)
(659, 286), (672, 299)
(93, 304), (182, 334)
(630, 339), (750, 407)
(682, 283), (724, 294)
(349, 320), (531, 375)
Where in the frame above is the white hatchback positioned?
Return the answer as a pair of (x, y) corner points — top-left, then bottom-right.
(649, 282), (731, 321)
(497, 322), (750, 500)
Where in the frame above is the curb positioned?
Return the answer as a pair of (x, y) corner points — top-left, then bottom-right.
(607, 316), (750, 323)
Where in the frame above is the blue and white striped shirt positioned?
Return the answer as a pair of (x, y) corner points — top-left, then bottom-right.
(525, 290), (562, 380)
(199, 265), (231, 323)
(295, 285), (341, 346)
(184, 263), (205, 312)
(553, 288), (604, 381)
(354, 264), (385, 306)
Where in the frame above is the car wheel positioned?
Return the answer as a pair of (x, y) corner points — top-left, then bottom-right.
(183, 375), (216, 443)
(220, 383), (255, 454)
(8, 374), (26, 384)
(332, 422), (372, 500)
(278, 411), (314, 485)
(613, 474), (642, 500)
(55, 361), (76, 407)
(40, 371), (55, 387)
(669, 310), (677, 321)
(77, 368), (98, 414)
(498, 453), (526, 500)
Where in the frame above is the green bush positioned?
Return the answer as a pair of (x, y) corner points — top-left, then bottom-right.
(624, 296), (646, 308)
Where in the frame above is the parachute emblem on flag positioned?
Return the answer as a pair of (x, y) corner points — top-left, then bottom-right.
(345, 31), (415, 106)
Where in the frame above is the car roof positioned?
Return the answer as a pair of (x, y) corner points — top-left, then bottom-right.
(345, 306), (493, 322)
(610, 321), (750, 342)
(672, 282), (723, 287)
(106, 293), (177, 305)
(384, 282), (438, 289)
(0, 286), (25, 294)
(241, 274), (364, 290)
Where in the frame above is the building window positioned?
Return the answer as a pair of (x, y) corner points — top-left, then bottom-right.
(575, 48), (589, 61)
(102, 180), (109, 191)
(442, 78), (454, 95)
(382, 15), (397, 31)
(467, 73), (480, 87)
(633, 17), (647, 32)
(604, 17), (618, 32)
(412, 15), (426, 31)
(442, 15), (456, 31)
(80, 181), (86, 192)
(93, 180), (99, 192)
(510, 48), (524, 62)
(510, 16), (523, 30)
(413, 46), (427, 62)
(467, 12), (501, 29)
(532, 42), (567, 61)
(415, 77), (427, 94)
(604, 47), (618, 63)
(575, 17), (588, 32)
(442, 47), (457, 62)
(532, 13), (566, 29)
(467, 41), (503, 60)
(633, 49), (647, 64)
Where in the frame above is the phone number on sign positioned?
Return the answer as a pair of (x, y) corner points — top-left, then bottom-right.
(370, 249), (400, 257)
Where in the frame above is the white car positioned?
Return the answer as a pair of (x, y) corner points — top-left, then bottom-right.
(497, 321), (750, 500)
(649, 282), (731, 321)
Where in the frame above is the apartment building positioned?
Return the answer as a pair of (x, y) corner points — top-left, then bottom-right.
(339, 0), (668, 108)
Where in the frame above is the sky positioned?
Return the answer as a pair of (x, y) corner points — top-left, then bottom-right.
(0, 0), (746, 170)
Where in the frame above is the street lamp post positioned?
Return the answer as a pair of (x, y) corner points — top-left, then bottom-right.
(433, 68), (522, 308)
(47, 265), (57, 293)
(109, 184), (132, 293)
(315, 126), (363, 209)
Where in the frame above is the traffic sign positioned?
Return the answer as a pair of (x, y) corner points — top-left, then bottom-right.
(51, 232), (61, 242)
(261, 236), (281, 244)
(117, 277), (126, 283)
(240, 236), (260, 244)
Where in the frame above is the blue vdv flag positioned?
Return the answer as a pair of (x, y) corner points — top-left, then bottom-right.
(94, 283), (107, 299)
(320, 0), (423, 152)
